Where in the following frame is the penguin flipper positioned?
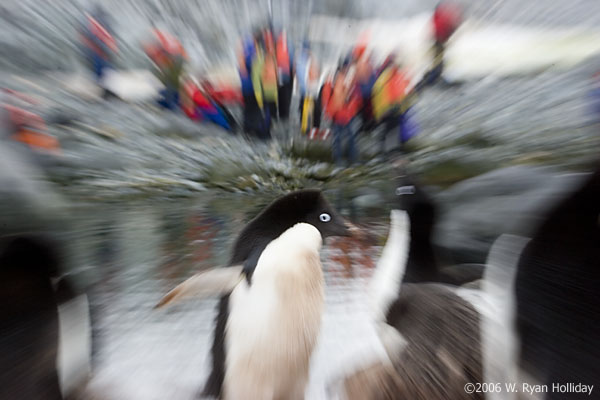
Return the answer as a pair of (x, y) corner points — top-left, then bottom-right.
(154, 265), (243, 309)
(242, 246), (265, 285)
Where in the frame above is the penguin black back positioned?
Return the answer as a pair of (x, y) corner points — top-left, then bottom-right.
(204, 189), (350, 398)
(515, 166), (600, 396)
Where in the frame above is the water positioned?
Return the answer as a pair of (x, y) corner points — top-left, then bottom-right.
(62, 193), (391, 399)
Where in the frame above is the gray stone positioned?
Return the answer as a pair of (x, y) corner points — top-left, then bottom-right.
(433, 166), (589, 264)
(0, 141), (69, 239)
(352, 193), (385, 209)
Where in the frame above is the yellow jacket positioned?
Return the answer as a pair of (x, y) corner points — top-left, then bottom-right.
(372, 67), (410, 121)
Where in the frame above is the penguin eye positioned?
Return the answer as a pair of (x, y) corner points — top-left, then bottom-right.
(319, 213), (331, 222)
(396, 186), (415, 196)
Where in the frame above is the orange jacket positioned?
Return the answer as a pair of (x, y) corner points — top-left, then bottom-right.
(322, 77), (362, 125)
(372, 66), (410, 120)
(5, 105), (60, 153)
(276, 32), (291, 77)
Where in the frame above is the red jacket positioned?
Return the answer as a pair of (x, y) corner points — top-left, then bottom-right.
(433, 3), (462, 43)
(322, 79), (362, 126)
(206, 86), (242, 106)
(276, 32), (291, 77)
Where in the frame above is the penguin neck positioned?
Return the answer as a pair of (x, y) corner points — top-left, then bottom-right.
(253, 223), (324, 298)
(402, 204), (439, 284)
(368, 210), (410, 321)
(403, 240), (439, 283)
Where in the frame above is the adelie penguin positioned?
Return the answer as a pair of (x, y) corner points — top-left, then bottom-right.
(328, 165), (486, 399)
(463, 164), (600, 400)
(512, 164), (600, 399)
(332, 208), (483, 400)
(157, 189), (356, 400)
(0, 144), (92, 400)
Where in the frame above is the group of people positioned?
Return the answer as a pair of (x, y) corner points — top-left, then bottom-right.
(320, 46), (417, 165)
(77, 3), (466, 165)
(236, 26), (419, 165)
(80, 7), (240, 132)
(320, 1), (464, 165)
(236, 2), (464, 165)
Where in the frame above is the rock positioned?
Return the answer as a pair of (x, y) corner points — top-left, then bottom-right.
(411, 149), (498, 187)
(439, 264), (486, 285)
(0, 142), (74, 274)
(352, 193), (385, 210)
(306, 163), (335, 181)
(461, 279), (483, 290)
(433, 165), (589, 264)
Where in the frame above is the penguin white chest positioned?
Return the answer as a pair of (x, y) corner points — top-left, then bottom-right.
(224, 223), (325, 400)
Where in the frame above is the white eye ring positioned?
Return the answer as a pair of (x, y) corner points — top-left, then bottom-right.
(319, 213), (331, 222)
(396, 186), (415, 196)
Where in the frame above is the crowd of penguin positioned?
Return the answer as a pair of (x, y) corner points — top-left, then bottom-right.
(156, 160), (600, 400)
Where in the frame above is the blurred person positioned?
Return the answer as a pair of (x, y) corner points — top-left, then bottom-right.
(322, 67), (363, 166)
(1, 89), (60, 155)
(238, 31), (268, 140)
(180, 79), (233, 131)
(203, 79), (243, 107)
(144, 29), (187, 111)
(296, 41), (322, 137)
(201, 79), (241, 131)
(79, 5), (118, 99)
(352, 43), (377, 133)
(371, 56), (413, 154)
(276, 29), (294, 122)
(421, 1), (463, 89)
(252, 28), (278, 137)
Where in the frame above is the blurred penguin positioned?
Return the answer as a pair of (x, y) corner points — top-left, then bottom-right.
(333, 209), (483, 400)
(0, 143), (91, 400)
(514, 165), (600, 399)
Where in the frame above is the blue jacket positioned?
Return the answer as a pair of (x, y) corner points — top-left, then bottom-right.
(239, 37), (256, 95)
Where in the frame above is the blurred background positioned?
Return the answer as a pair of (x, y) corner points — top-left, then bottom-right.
(1, 0), (599, 399)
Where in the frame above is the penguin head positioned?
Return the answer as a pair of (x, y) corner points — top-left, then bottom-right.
(231, 190), (353, 282)
(393, 174), (436, 239)
(241, 189), (353, 243)
(269, 189), (353, 238)
(300, 191), (353, 238)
